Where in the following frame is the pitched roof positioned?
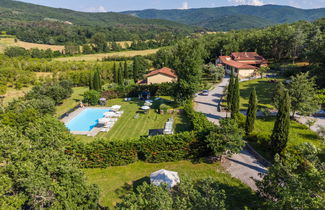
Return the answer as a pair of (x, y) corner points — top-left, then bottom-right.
(231, 52), (267, 64)
(219, 56), (258, 69)
(146, 67), (177, 78)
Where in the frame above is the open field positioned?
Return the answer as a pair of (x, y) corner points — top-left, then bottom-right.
(54, 49), (159, 61)
(76, 97), (191, 143)
(55, 87), (89, 118)
(0, 37), (65, 53)
(84, 160), (258, 209)
(239, 78), (284, 110)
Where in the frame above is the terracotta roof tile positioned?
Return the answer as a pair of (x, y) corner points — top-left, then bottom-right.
(146, 67), (177, 78)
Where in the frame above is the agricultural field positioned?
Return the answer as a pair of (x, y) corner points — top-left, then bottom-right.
(2, 86), (32, 106)
(0, 37), (65, 53)
(54, 48), (159, 61)
(84, 161), (258, 209)
(76, 97), (191, 143)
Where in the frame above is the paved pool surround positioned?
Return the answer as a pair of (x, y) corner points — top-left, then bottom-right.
(61, 107), (112, 137)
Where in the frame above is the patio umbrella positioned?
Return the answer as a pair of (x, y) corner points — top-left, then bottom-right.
(145, 100), (153, 103)
(150, 169), (180, 188)
(144, 102), (152, 106)
(141, 106), (150, 110)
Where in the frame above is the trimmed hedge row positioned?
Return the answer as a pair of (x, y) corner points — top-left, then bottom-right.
(69, 132), (203, 168)
(68, 101), (216, 168)
(101, 83), (176, 99)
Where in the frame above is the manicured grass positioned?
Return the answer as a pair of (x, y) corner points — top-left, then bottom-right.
(76, 97), (191, 143)
(55, 87), (88, 117)
(248, 116), (325, 161)
(83, 161), (258, 209)
(54, 49), (159, 62)
(239, 78), (283, 110)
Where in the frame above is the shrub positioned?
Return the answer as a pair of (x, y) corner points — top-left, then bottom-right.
(83, 90), (100, 106)
(26, 81), (72, 105)
(8, 97), (56, 115)
(138, 132), (198, 162)
(70, 140), (139, 168)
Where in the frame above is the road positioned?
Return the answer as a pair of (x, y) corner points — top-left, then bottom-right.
(194, 77), (267, 191)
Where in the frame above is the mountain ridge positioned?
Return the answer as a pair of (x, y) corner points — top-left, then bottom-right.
(122, 5), (325, 31)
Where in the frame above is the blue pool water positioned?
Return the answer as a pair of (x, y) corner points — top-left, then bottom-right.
(66, 108), (111, 132)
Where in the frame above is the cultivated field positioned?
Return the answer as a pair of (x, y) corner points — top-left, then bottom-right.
(54, 48), (159, 61)
(0, 37), (65, 53)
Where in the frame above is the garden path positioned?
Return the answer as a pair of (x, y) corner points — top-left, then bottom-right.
(194, 77), (267, 191)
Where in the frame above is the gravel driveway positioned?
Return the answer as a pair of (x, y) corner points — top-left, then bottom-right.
(194, 77), (267, 191)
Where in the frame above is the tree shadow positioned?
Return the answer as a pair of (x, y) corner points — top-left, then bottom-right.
(219, 183), (262, 210)
(115, 176), (150, 199)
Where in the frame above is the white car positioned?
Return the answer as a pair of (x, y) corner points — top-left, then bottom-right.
(202, 90), (209, 96)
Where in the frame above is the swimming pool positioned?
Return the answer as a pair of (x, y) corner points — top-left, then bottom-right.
(66, 108), (111, 132)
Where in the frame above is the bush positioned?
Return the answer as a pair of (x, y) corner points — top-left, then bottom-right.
(83, 90), (100, 106)
(8, 97), (56, 115)
(26, 81), (72, 105)
(70, 140), (139, 168)
(138, 132), (198, 162)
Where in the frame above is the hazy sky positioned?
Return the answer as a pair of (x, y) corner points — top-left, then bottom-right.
(17, 0), (325, 12)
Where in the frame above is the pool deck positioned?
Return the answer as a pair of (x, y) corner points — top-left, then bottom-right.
(61, 106), (112, 137)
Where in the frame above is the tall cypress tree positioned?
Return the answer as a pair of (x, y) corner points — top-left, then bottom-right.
(245, 88), (257, 135)
(113, 62), (118, 84)
(227, 70), (234, 111)
(271, 91), (291, 157)
(124, 61), (128, 79)
(133, 57), (139, 82)
(93, 70), (101, 91)
(89, 73), (94, 90)
(118, 63), (124, 85)
(231, 75), (240, 119)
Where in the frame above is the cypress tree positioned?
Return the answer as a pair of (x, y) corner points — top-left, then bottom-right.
(118, 63), (124, 85)
(231, 75), (240, 119)
(227, 70), (234, 111)
(271, 91), (291, 157)
(93, 70), (101, 91)
(113, 62), (118, 84)
(133, 57), (139, 82)
(89, 73), (94, 90)
(245, 88), (257, 135)
(124, 61), (128, 79)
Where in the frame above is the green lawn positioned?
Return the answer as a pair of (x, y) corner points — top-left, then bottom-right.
(84, 161), (258, 209)
(239, 78), (283, 110)
(55, 87), (89, 117)
(248, 116), (325, 161)
(76, 97), (191, 143)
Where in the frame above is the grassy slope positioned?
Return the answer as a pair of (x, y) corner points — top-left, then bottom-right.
(76, 97), (191, 143)
(55, 87), (88, 117)
(84, 161), (258, 209)
(54, 49), (159, 62)
(239, 79), (324, 161)
(251, 117), (325, 161)
(239, 78), (283, 110)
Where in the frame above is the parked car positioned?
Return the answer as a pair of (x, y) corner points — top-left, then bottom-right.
(202, 90), (209, 96)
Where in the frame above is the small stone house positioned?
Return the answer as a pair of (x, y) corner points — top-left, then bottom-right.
(139, 67), (177, 85)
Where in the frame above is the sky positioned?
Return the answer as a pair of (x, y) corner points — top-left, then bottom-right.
(17, 0), (325, 12)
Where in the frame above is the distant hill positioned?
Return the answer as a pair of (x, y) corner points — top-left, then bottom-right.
(0, 0), (197, 44)
(122, 5), (325, 31)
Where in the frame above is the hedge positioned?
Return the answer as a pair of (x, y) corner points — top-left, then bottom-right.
(68, 101), (216, 168)
(69, 131), (208, 168)
(101, 83), (176, 99)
